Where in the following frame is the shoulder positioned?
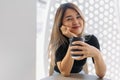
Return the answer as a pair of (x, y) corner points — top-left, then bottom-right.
(84, 34), (98, 42)
(84, 34), (100, 50)
(56, 42), (69, 54)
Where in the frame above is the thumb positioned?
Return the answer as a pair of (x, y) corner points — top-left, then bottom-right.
(67, 28), (77, 37)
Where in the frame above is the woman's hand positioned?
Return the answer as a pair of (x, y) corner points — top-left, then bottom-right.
(60, 25), (77, 38)
(70, 41), (99, 60)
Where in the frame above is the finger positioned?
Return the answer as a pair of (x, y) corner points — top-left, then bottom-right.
(71, 51), (83, 55)
(60, 25), (67, 31)
(73, 55), (87, 60)
(67, 28), (77, 37)
(70, 48), (89, 57)
(71, 50), (86, 55)
(60, 26), (68, 35)
(70, 45), (85, 51)
(72, 41), (85, 46)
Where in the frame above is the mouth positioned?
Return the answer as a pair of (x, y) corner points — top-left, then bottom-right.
(71, 26), (80, 29)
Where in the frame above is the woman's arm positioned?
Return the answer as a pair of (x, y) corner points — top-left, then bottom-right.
(92, 47), (106, 78)
(57, 46), (74, 77)
(56, 25), (77, 76)
(70, 41), (106, 78)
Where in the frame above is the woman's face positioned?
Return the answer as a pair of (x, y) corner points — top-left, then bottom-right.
(62, 8), (84, 36)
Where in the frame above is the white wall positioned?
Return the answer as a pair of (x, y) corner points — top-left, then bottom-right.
(36, 0), (50, 79)
(118, 0), (120, 30)
(0, 0), (36, 80)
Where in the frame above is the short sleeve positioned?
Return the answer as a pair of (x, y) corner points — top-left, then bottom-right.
(86, 34), (100, 50)
(85, 34), (100, 63)
(55, 44), (68, 63)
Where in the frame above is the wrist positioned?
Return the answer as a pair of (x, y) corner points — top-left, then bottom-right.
(67, 46), (75, 60)
(93, 48), (101, 59)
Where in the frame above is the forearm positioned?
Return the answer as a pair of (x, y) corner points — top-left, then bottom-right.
(59, 46), (74, 76)
(93, 50), (106, 78)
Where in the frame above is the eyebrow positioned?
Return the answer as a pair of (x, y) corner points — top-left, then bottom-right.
(65, 14), (80, 19)
(65, 15), (72, 19)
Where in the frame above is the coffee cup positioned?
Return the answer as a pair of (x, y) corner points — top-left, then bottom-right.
(69, 37), (84, 58)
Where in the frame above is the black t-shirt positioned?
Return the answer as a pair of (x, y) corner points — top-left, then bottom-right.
(54, 34), (100, 73)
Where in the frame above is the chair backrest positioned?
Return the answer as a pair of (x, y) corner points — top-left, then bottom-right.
(83, 63), (88, 74)
(44, 0), (120, 79)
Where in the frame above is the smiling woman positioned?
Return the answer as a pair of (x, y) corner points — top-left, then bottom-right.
(48, 2), (106, 78)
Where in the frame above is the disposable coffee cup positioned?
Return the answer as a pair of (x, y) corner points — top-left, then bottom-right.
(69, 37), (84, 58)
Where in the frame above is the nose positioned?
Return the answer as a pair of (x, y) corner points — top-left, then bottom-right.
(72, 18), (79, 25)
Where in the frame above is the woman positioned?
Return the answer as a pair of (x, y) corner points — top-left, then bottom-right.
(48, 2), (106, 78)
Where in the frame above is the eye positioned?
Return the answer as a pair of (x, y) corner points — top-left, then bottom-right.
(76, 15), (81, 19)
(66, 17), (72, 21)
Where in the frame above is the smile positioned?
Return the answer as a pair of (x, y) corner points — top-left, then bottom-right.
(72, 26), (80, 29)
